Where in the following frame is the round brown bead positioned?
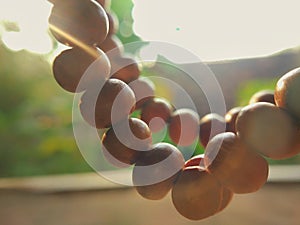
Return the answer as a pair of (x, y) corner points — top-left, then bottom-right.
(128, 77), (155, 109)
(184, 154), (204, 168)
(49, 0), (108, 47)
(141, 98), (173, 133)
(168, 108), (199, 146)
(204, 132), (247, 178)
(98, 35), (124, 59)
(249, 89), (275, 105)
(236, 102), (299, 159)
(106, 11), (119, 36)
(79, 78), (135, 128)
(102, 118), (152, 167)
(183, 155), (233, 214)
(110, 57), (140, 83)
(172, 167), (222, 220)
(133, 143), (184, 200)
(275, 67), (300, 121)
(95, 0), (111, 10)
(199, 113), (226, 147)
(218, 187), (234, 213)
(53, 47), (110, 93)
(225, 106), (243, 133)
(205, 132), (269, 194)
(226, 149), (269, 194)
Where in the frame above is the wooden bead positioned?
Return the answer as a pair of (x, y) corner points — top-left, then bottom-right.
(218, 187), (234, 213)
(102, 118), (152, 167)
(236, 102), (299, 159)
(79, 78), (135, 128)
(225, 106), (243, 133)
(275, 67), (300, 121)
(98, 35), (124, 60)
(204, 133), (269, 194)
(49, 0), (108, 47)
(249, 89), (275, 105)
(169, 108), (199, 146)
(128, 77), (155, 109)
(204, 133), (247, 178)
(95, 0), (111, 10)
(199, 113), (226, 147)
(53, 47), (110, 93)
(141, 98), (173, 133)
(106, 11), (119, 36)
(225, 149), (269, 194)
(133, 143), (184, 200)
(183, 155), (233, 214)
(184, 154), (204, 168)
(110, 57), (140, 83)
(172, 167), (222, 220)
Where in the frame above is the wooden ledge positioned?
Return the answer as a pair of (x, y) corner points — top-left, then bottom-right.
(0, 170), (131, 194)
(0, 165), (299, 194)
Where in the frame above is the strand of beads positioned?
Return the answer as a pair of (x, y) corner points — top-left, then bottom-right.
(47, 0), (300, 221)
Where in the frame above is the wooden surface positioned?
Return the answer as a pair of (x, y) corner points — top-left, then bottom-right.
(0, 166), (299, 225)
(0, 183), (300, 225)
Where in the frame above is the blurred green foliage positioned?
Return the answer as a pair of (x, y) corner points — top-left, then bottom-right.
(110, 0), (146, 54)
(0, 44), (92, 177)
(236, 78), (278, 107)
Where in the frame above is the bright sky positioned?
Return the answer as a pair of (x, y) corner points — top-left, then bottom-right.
(1, 0), (300, 61)
(0, 0), (53, 54)
(133, 0), (300, 61)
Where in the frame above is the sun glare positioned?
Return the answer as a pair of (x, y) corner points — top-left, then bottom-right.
(0, 0), (53, 54)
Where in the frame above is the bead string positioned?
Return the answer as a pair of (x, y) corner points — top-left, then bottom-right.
(47, 0), (300, 220)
